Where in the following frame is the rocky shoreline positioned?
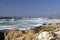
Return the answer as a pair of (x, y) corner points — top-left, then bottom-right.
(4, 23), (60, 40)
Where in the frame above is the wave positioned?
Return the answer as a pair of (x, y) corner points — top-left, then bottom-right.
(0, 17), (60, 30)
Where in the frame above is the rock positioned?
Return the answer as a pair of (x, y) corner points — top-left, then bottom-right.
(0, 32), (4, 40)
(5, 23), (60, 40)
(54, 28), (60, 35)
(37, 31), (56, 40)
(54, 28), (60, 40)
(5, 28), (23, 40)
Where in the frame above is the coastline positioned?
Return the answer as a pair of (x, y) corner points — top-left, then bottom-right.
(4, 23), (60, 40)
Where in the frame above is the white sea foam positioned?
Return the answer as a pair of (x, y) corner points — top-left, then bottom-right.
(0, 18), (60, 30)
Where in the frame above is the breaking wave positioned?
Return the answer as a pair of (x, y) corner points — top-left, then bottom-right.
(0, 17), (60, 30)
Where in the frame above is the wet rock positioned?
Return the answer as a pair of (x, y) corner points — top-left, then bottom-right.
(0, 32), (4, 40)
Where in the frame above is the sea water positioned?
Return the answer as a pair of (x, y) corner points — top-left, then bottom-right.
(0, 17), (60, 30)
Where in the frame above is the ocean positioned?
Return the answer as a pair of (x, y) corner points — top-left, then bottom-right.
(0, 17), (60, 30)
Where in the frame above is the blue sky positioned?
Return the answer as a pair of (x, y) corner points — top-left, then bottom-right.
(0, 0), (60, 17)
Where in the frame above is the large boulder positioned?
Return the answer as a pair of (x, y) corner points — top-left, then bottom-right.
(37, 31), (56, 40)
(5, 29), (36, 40)
(5, 29), (23, 40)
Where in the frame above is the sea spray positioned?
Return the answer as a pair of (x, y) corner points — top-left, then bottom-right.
(0, 17), (60, 30)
